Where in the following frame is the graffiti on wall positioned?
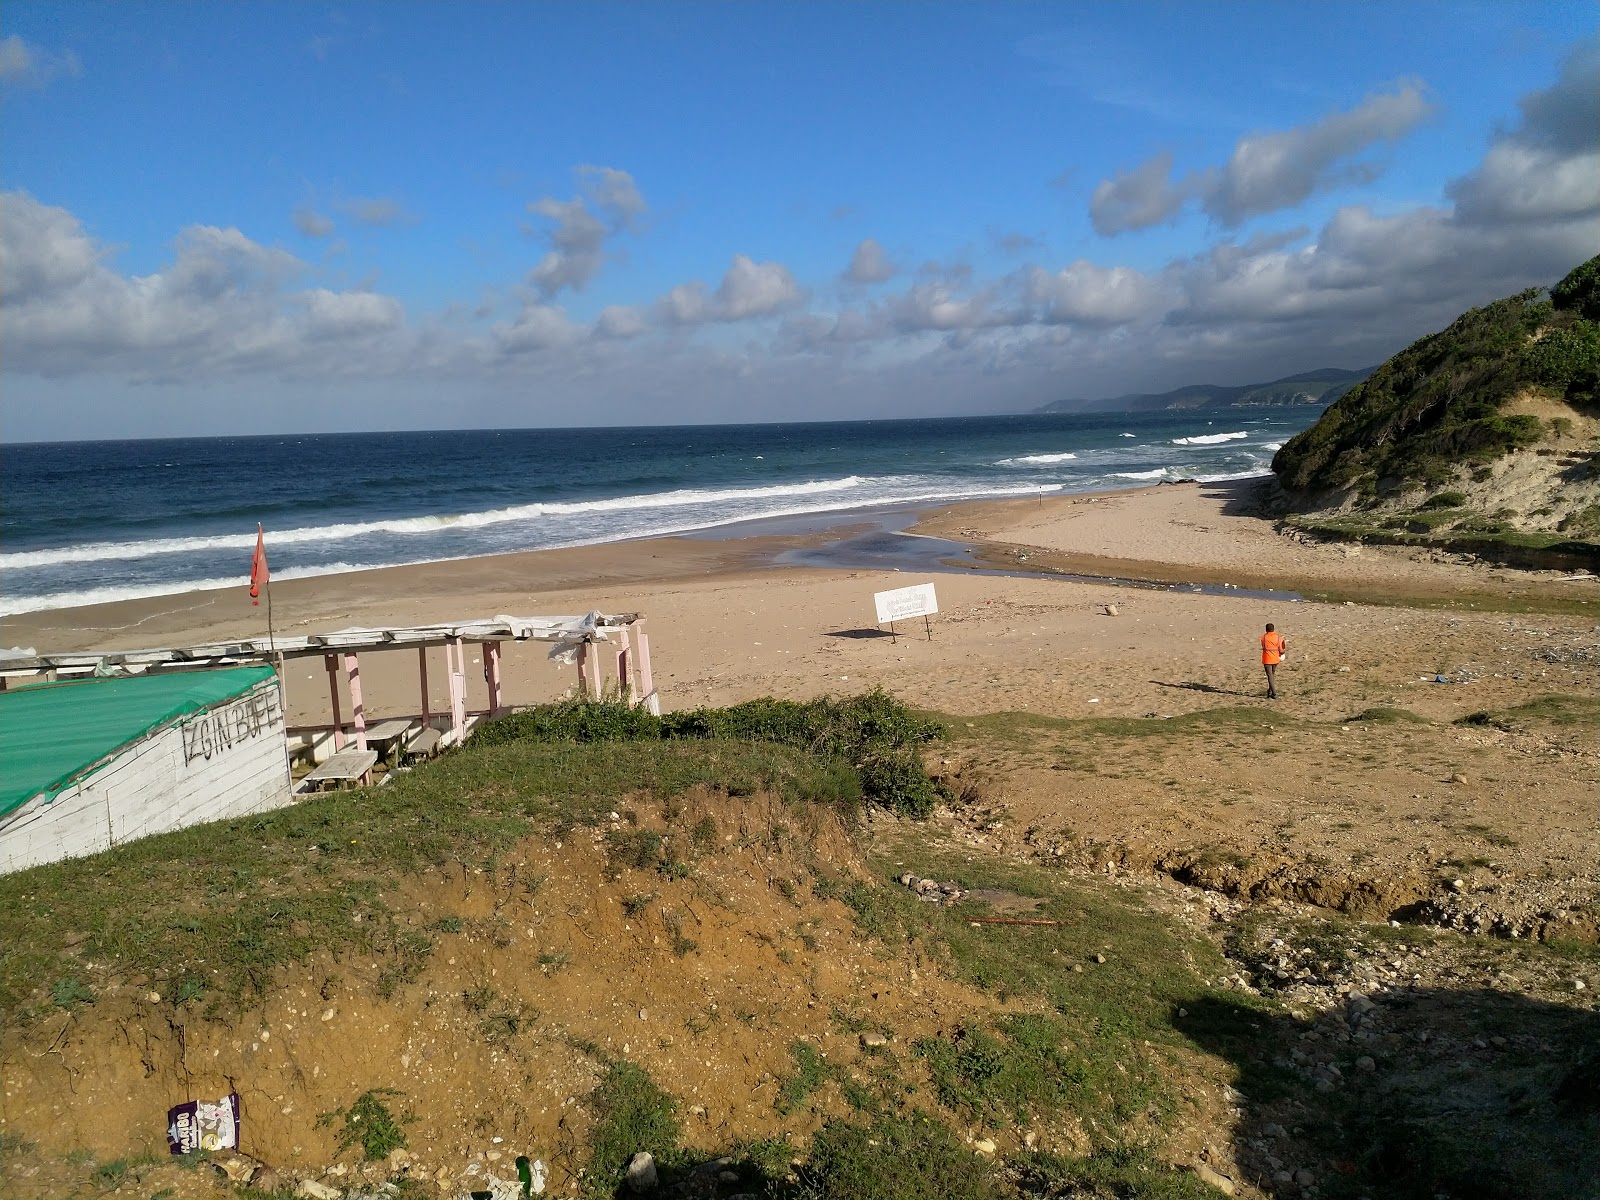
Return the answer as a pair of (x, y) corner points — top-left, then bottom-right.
(180, 687), (283, 766)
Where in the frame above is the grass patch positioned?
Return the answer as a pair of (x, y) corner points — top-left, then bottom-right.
(1018, 1145), (1224, 1199)
(842, 845), (1254, 1149)
(777, 1040), (835, 1114)
(0, 736), (864, 1018)
(795, 1112), (1001, 1200)
(582, 1061), (683, 1198)
(1346, 707), (1429, 724)
(318, 1089), (410, 1162)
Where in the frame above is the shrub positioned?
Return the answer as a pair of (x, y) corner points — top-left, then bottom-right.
(1421, 491), (1468, 509)
(858, 752), (942, 818)
(583, 1062), (682, 1196)
(319, 1089), (410, 1161)
(1551, 254), (1600, 321)
(795, 1114), (1001, 1200)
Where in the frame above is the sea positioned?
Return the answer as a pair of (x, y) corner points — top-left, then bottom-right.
(0, 406), (1323, 618)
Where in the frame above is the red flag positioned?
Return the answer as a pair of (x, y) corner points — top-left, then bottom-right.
(249, 524), (269, 605)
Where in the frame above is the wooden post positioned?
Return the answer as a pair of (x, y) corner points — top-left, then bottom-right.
(616, 628), (632, 704)
(325, 653), (346, 751)
(343, 652), (368, 753)
(448, 636), (467, 738)
(576, 642), (590, 699)
(418, 646), (431, 728)
(634, 620), (659, 716)
(485, 640), (504, 717)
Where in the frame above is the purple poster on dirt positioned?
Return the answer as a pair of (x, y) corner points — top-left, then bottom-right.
(166, 1092), (241, 1154)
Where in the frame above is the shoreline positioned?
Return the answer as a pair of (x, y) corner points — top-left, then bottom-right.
(5, 479), (1596, 656)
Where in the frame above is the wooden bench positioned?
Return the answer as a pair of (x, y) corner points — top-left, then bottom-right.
(404, 727), (443, 762)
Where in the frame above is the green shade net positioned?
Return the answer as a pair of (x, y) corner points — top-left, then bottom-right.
(0, 665), (278, 817)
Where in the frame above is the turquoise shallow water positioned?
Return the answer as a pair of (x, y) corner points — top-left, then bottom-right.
(0, 407), (1321, 616)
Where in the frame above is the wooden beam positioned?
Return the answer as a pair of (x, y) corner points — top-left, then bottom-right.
(324, 653), (346, 751)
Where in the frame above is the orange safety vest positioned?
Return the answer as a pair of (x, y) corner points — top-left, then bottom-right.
(1261, 632), (1286, 665)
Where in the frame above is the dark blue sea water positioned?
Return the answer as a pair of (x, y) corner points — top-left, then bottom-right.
(0, 408), (1322, 617)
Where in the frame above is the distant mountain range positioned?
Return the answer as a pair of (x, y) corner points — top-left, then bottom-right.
(1037, 366), (1375, 414)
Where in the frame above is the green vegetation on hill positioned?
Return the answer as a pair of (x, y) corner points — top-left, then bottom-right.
(1039, 366), (1371, 414)
(1273, 256), (1600, 496)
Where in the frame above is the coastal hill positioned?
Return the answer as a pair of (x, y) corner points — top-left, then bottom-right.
(1037, 365), (1373, 414)
(1271, 255), (1600, 562)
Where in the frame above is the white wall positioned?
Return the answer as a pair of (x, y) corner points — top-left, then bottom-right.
(0, 682), (293, 875)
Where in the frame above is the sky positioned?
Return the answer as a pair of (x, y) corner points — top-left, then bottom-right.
(1, 2), (1596, 441)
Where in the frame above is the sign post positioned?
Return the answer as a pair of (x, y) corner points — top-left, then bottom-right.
(873, 582), (939, 643)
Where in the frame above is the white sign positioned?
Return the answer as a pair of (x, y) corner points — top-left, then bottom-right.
(874, 582), (939, 625)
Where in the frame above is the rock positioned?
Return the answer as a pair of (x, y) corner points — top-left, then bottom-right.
(1104, 604), (1119, 617)
(1451, 879), (1466, 893)
(1192, 1163), (1236, 1195)
(1294, 1168), (1315, 1187)
(1262, 1122), (1286, 1138)
(296, 1182), (341, 1200)
(1093, 953), (1107, 964)
(972, 1138), (997, 1155)
(214, 1156), (262, 1184)
(860, 1031), (888, 1048)
(625, 1151), (658, 1192)
(1356, 1055), (1376, 1072)
(387, 1148), (411, 1168)
(247, 1167), (282, 1192)
(899, 873), (915, 886)
(1450, 772), (1468, 784)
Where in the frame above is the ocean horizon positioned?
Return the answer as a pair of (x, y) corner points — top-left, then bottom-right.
(1, 406), (1322, 618)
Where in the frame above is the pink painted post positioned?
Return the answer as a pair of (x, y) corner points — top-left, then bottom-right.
(418, 647), (431, 727)
(615, 628), (632, 704)
(448, 636), (467, 737)
(325, 653), (346, 751)
(634, 620), (659, 716)
(343, 652), (368, 752)
(485, 640), (504, 717)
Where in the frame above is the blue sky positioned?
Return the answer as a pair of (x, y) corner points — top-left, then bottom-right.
(1, 2), (1596, 439)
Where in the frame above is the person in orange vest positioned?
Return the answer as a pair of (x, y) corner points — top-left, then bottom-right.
(1260, 623), (1288, 699)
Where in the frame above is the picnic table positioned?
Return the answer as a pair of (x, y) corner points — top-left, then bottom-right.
(301, 748), (379, 791)
(360, 718), (415, 765)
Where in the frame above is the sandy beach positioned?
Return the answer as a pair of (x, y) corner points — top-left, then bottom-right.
(6, 479), (1594, 722)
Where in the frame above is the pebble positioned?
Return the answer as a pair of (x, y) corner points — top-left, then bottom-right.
(972, 1138), (997, 1155)
(625, 1151), (658, 1192)
(295, 1183), (340, 1200)
(860, 1031), (888, 1048)
(1355, 1056), (1376, 1072)
(1294, 1168), (1316, 1186)
(1192, 1163), (1236, 1195)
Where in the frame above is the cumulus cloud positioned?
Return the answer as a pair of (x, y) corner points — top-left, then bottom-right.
(842, 238), (896, 284)
(293, 206), (336, 237)
(1024, 261), (1167, 325)
(492, 303), (580, 354)
(527, 165), (647, 297)
(0, 190), (416, 379)
(1449, 38), (1599, 224)
(1091, 81), (1435, 234)
(0, 34), (82, 88)
(656, 256), (804, 325)
(595, 304), (647, 339)
(717, 255), (804, 318)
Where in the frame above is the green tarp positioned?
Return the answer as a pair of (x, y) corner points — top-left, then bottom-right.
(0, 665), (278, 817)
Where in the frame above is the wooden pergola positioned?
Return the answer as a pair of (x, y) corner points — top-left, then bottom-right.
(0, 612), (659, 764)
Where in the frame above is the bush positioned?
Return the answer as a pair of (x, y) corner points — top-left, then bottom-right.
(583, 1062), (683, 1197)
(473, 690), (943, 819)
(795, 1114), (1001, 1200)
(1421, 491), (1468, 509)
(1551, 254), (1600, 321)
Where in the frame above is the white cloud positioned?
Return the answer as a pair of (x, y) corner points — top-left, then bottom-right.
(717, 255), (804, 319)
(595, 305), (647, 339)
(1090, 81), (1435, 234)
(1024, 261), (1167, 325)
(1449, 38), (1599, 224)
(0, 34), (82, 88)
(842, 238), (896, 284)
(293, 206), (336, 238)
(492, 303), (580, 354)
(300, 289), (404, 339)
(526, 166), (647, 298)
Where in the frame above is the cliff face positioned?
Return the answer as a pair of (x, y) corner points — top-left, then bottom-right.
(1271, 257), (1600, 560)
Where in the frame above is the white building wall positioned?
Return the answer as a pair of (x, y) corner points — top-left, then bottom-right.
(0, 682), (292, 875)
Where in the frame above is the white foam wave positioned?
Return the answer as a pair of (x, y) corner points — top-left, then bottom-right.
(1109, 469), (1172, 481)
(1119, 433), (1136, 438)
(0, 561), (382, 617)
(996, 452), (1078, 467)
(1261, 442), (1283, 451)
(0, 476), (871, 569)
(1171, 431), (1248, 446)
(1191, 468), (1273, 484)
